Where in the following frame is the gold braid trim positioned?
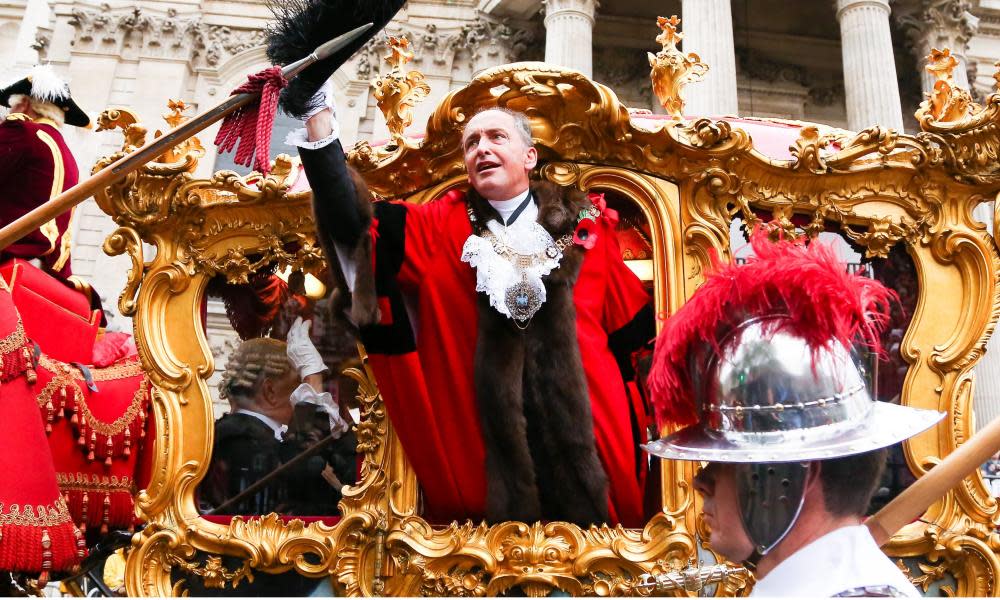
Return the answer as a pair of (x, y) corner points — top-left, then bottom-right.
(90, 360), (143, 382)
(36, 355), (149, 437)
(0, 499), (73, 527)
(34, 130), (65, 256)
(77, 378), (148, 437)
(39, 355), (144, 382)
(35, 377), (66, 409)
(0, 320), (29, 354)
(56, 473), (135, 493)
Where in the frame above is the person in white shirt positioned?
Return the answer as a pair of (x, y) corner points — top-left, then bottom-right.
(644, 230), (945, 597)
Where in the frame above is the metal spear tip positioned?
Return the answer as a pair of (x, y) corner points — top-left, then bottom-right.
(280, 23), (375, 80)
(313, 23), (374, 61)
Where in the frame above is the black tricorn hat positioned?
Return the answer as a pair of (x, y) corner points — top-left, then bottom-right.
(0, 65), (90, 128)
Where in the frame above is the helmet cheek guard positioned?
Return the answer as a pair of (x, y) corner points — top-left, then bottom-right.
(735, 462), (808, 560)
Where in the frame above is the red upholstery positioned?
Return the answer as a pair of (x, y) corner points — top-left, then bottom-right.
(0, 260), (100, 364)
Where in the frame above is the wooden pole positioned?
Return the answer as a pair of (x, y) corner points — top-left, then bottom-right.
(867, 416), (1000, 546)
(0, 24), (372, 253)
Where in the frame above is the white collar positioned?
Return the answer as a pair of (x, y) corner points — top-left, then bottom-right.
(751, 525), (920, 597)
(234, 409), (287, 441)
(488, 189), (532, 224)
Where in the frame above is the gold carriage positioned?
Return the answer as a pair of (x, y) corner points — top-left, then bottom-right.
(96, 17), (1000, 597)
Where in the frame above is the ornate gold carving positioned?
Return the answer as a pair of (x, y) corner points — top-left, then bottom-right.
(104, 227), (144, 316)
(372, 36), (430, 150)
(923, 48), (976, 124)
(155, 100), (204, 168)
(648, 16), (708, 120)
(108, 48), (1000, 595)
(95, 108), (147, 154)
(165, 554), (253, 590)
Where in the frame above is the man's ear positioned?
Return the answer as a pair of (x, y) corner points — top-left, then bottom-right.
(260, 378), (276, 407)
(524, 146), (538, 171)
(805, 461), (824, 501)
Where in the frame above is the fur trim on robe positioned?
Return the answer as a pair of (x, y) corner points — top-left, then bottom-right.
(324, 173), (610, 525)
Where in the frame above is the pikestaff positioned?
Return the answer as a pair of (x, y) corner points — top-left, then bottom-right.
(0, 24), (371, 254)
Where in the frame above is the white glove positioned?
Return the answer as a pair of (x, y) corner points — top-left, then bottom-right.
(286, 317), (327, 378)
(287, 79), (340, 149)
(289, 383), (351, 438)
(306, 79), (338, 121)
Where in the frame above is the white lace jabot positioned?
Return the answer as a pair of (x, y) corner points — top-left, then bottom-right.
(460, 196), (561, 321)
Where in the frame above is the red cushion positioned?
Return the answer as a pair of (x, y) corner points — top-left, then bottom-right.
(0, 260), (100, 364)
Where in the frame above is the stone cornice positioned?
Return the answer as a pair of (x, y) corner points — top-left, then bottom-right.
(51, 1), (268, 69)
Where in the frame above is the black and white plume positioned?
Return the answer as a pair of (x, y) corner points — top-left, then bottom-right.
(266, 0), (407, 120)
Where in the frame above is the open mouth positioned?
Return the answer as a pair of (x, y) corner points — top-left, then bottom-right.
(477, 161), (500, 173)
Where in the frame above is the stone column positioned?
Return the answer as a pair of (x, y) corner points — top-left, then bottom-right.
(896, 0), (978, 94)
(836, 0), (904, 131)
(681, 0), (738, 116)
(543, 0), (597, 78)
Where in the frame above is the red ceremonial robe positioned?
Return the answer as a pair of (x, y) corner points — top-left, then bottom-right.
(362, 187), (650, 527)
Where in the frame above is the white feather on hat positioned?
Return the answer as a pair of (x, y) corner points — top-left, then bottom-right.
(26, 65), (71, 102)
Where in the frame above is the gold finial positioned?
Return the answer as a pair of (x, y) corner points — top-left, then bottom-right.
(385, 36), (415, 72)
(922, 48), (974, 123)
(656, 15), (683, 49)
(155, 100), (204, 168)
(648, 15), (708, 120)
(372, 35), (430, 149)
(163, 99), (190, 129)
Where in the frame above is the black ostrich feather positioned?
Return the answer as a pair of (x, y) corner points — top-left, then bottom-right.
(267, 0), (407, 119)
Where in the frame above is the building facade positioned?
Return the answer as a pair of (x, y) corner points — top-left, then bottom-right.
(3, 0), (1000, 418)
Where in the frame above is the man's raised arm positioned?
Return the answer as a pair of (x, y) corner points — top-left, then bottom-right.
(287, 84), (371, 250)
(283, 83), (381, 321)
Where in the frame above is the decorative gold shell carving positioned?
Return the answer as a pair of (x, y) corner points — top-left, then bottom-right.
(372, 36), (431, 151)
(110, 48), (1000, 594)
(648, 16), (708, 120)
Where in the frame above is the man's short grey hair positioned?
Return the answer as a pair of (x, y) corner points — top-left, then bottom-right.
(467, 107), (534, 147)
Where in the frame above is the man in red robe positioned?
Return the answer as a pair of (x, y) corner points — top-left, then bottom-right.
(291, 86), (653, 527)
(0, 65), (91, 279)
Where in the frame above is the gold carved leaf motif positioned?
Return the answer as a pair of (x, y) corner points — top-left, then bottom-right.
(106, 21), (1000, 593)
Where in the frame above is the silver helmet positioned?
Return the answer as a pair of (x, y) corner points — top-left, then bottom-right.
(643, 230), (944, 562)
(643, 316), (943, 464)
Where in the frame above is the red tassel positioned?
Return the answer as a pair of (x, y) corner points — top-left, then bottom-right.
(87, 431), (96, 462)
(213, 66), (289, 176)
(45, 400), (53, 434)
(40, 529), (52, 575)
(100, 495), (110, 535)
(80, 492), (89, 533)
(124, 427), (132, 458)
(75, 528), (85, 559)
(24, 347), (36, 383)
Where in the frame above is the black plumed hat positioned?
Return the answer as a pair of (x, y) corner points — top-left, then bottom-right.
(266, 0), (407, 120)
(0, 65), (90, 128)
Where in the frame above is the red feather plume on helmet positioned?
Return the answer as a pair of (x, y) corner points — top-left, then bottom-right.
(647, 227), (897, 428)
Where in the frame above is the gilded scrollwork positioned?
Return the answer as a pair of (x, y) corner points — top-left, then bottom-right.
(102, 25), (1000, 594)
(372, 36), (431, 150)
(103, 227), (144, 316)
(647, 16), (708, 120)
